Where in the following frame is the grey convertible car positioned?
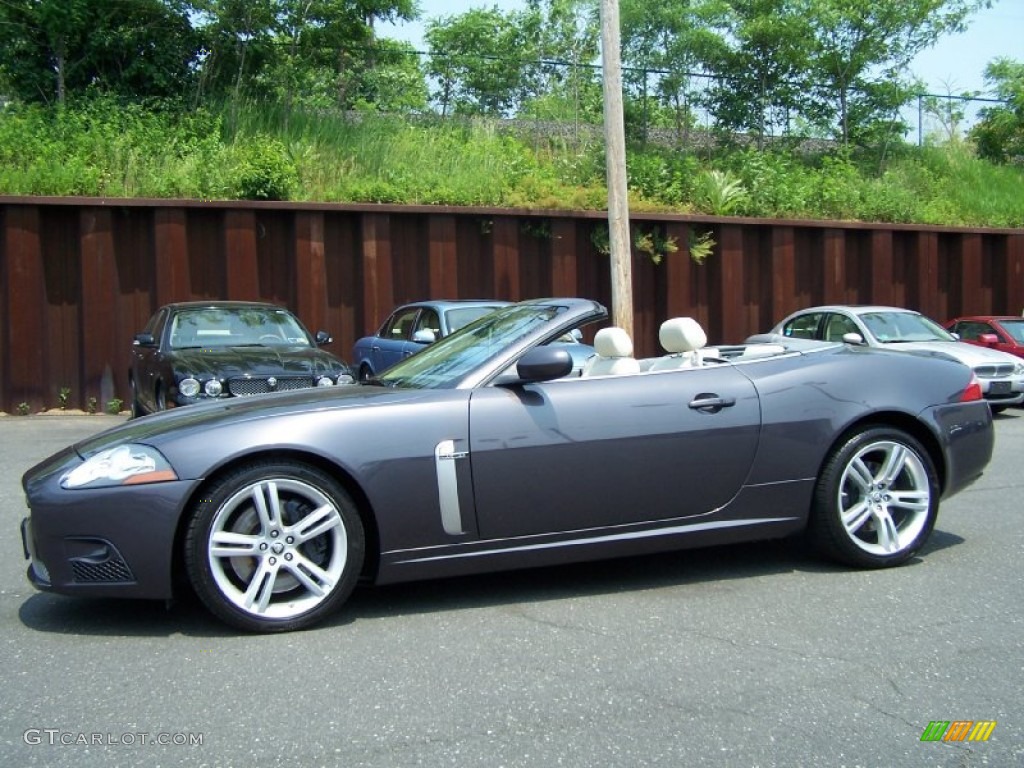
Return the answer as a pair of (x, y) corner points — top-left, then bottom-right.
(21, 299), (994, 632)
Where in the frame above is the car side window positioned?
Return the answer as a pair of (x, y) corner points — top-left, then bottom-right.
(824, 313), (858, 342)
(382, 308), (420, 340)
(783, 312), (823, 340)
(955, 321), (990, 341)
(414, 309), (441, 337)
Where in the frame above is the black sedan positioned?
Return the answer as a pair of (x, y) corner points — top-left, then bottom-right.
(22, 299), (993, 632)
(129, 301), (354, 417)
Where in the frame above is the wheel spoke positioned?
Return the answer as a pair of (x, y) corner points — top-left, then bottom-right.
(290, 503), (341, 544)
(877, 445), (909, 486)
(251, 481), (282, 532)
(209, 530), (260, 558)
(241, 559), (279, 614)
(284, 553), (336, 597)
(848, 457), (875, 493)
(888, 489), (930, 513)
(873, 508), (900, 552)
(842, 499), (873, 534)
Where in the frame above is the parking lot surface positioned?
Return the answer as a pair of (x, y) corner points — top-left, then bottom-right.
(1, 411), (1022, 767)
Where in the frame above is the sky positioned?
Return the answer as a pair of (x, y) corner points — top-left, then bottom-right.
(379, 0), (1023, 97)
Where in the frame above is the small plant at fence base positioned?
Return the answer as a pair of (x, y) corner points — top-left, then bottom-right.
(16, 402), (31, 416)
(106, 398), (123, 415)
(58, 387), (71, 410)
(87, 397), (98, 415)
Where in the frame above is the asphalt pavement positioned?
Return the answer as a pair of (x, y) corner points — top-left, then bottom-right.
(1, 411), (1021, 767)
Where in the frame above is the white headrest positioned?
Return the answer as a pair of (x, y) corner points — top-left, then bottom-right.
(594, 327), (634, 358)
(659, 317), (707, 354)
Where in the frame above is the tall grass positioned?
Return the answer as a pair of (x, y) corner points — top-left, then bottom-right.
(0, 97), (1021, 227)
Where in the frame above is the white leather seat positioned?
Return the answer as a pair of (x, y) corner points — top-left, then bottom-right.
(581, 327), (640, 377)
(648, 317), (708, 371)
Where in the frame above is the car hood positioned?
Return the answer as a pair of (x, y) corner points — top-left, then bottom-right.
(169, 345), (348, 377)
(884, 341), (1021, 366)
(71, 384), (433, 458)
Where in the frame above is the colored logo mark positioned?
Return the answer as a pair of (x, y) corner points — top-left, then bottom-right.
(920, 721), (996, 742)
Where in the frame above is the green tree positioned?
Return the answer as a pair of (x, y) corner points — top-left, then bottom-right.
(971, 58), (1024, 163)
(619, 0), (729, 144)
(520, 0), (603, 124)
(701, 0), (811, 147)
(425, 7), (539, 116)
(800, 0), (989, 146)
(0, 0), (201, 104)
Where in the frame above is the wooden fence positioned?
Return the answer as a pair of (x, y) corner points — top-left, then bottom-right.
(2, 196), (1022, 413)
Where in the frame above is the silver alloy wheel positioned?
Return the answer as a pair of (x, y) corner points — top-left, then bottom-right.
(836, 439), (931, 556)
(207, 478), (347, 620)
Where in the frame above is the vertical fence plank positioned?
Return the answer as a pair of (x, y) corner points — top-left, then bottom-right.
(155, 208), (190, 306)
(493, 217), (520, 301)
(429, 214), (458, 298)
(550, 219), (578, 297)
(717, 224), (745, 343)
(911, 232), (940, 319)
(225, 210), (259, 300)
(958, 233), (985, 315)
(770, 226), (796, 328)
(295, 212), (327, 332)
(870, 230), (894, 307)
(361, 213), (394, 333)
(80, 208), (119, 410)
(1004, 234), (1024, 315)
(3, 206), (47, 411)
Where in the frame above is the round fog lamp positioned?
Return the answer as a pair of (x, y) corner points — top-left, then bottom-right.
(316, 376), (335, 387)
(205, 379), (223, 396)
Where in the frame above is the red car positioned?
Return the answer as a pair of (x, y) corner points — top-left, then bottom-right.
(945, 316), (1024, 359)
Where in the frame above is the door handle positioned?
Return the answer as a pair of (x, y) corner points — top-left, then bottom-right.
(688, 393), (736, 413)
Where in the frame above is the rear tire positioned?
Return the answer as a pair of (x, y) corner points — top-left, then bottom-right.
(358, 364), (374, 383)
(810, 426), (938, 568)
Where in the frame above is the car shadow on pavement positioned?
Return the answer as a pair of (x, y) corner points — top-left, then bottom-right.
(17, 531), (964, 637)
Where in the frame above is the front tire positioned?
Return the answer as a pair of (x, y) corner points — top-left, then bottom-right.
(184, 461), (365, 632)
(810, 426), (938, 568)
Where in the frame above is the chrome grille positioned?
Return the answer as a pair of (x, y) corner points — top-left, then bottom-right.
(973, 364), (1015, 379)
(228, 376), (315, 396)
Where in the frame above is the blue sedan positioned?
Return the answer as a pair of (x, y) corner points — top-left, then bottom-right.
(353, 300), (595, 381)
(352, 300), (511, 381)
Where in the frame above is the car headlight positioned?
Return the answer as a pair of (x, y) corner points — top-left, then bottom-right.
(316, 376), (335, 387)
(205, 379), (223, 396)
(337, 373), (355, 386)
(1014, 363), (1024, 376)
(179, 377), (200, 398)
(61, 445), (178, 489)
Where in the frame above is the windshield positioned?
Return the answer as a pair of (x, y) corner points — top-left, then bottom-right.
(169, 308), (312, 349)
(860, 312), (955, 343)
(445, 305), (506, 333)
(378, 304), (566, 389)
(1000, 319), (1024, 343)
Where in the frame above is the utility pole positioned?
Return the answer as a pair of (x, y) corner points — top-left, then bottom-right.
(600, 0), (633, 336)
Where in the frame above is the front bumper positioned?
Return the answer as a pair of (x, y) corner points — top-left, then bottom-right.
(20, 479), (193, 600)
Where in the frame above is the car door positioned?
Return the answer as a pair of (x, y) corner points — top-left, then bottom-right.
(132, 308), (169, 411)
(467, 364), (761, 540)
(374, 307), (422, 372)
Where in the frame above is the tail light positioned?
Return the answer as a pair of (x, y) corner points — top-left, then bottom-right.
(959, 375), (983, 402)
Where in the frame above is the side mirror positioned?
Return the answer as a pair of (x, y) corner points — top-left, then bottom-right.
(842, 332), (865, 345)
(315, 330), (333, 345)
(133, 333), (156, 347)
(412, 329), (437, 345)
(514, 347), (573, 383)
(977, 333), (1000, 345)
